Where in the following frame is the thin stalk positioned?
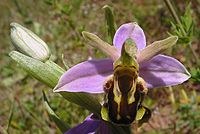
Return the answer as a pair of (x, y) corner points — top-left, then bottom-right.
(164, 0), (199, 64)
(6, 101), (14, 133)
(163, 0), (185, 34)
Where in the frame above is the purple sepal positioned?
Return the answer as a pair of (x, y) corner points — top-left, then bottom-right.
(139, 54), (191, 88)
(54, 59), (113, 94)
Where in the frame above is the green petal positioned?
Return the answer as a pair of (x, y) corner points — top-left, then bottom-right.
(137, 36), (178, 63)
(82, 31), (119, 61)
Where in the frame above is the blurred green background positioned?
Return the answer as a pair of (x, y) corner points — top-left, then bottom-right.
(0, 0), (200, 133)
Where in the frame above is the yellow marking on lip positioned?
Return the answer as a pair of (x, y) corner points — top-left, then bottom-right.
(113, 91), (121, 114)
(113, 75), (122, 116)
(128, 79), (137, 104)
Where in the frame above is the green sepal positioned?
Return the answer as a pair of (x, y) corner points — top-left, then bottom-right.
(45, 60), (65, 76)
(9, 51), (61, 88)
(103, 5), (116, 43)
(43, 91), (70, 133)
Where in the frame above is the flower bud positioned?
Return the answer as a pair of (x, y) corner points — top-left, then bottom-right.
(10, 22), (50, 61)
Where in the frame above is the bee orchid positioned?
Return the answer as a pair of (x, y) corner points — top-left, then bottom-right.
(54, 22), (190, 134)
(54, 22), (190, 93)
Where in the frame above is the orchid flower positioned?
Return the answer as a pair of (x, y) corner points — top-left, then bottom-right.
(54, 22), (190, 133)
(54, 22), (190, 93)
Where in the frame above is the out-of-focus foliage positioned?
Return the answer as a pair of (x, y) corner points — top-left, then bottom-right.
(191, 68), (200, 83)
(175, 90), (200, 133)
(170, 4), (194, 44)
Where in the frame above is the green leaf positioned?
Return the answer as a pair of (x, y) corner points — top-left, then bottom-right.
(169, 3), (194, 44)
(103, 5), (116, 43)
(43, 91), (70, 133)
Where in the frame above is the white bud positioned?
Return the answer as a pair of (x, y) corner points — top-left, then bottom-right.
(10, 22), (50, 61)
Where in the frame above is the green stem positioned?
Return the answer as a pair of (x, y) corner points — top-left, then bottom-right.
(6, 101), (14, 133)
